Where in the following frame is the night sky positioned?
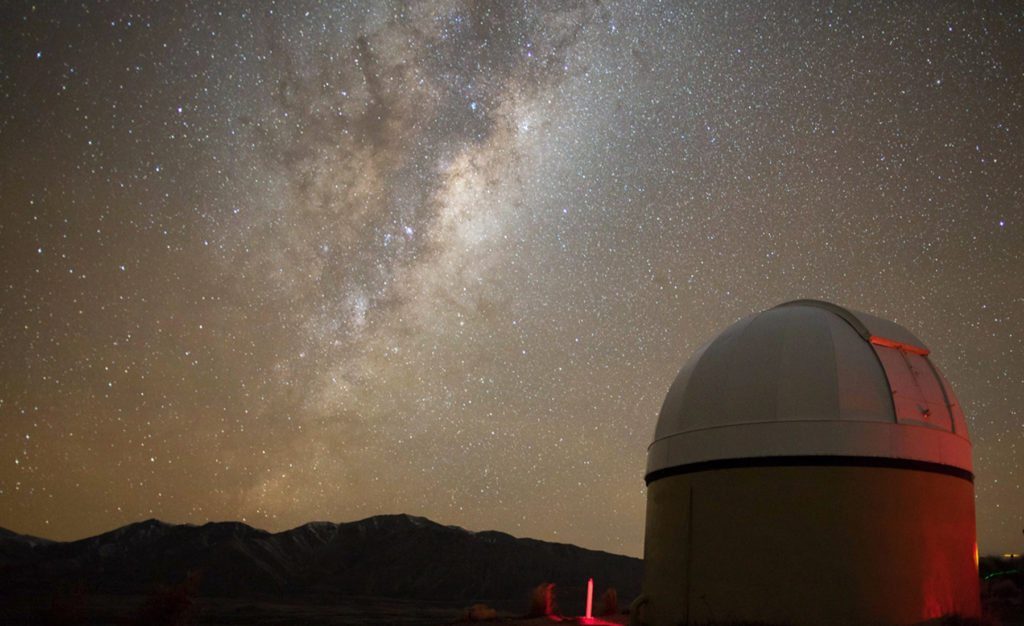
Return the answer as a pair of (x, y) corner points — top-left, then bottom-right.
(1, 2), (1021, 558)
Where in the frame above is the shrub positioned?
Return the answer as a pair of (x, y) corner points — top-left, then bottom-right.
(527, 582), (557, 617)
(599, 587), (619, 616)
(462, 603), (497, 621)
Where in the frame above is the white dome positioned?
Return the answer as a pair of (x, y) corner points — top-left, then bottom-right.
(647, 300), (971, 480)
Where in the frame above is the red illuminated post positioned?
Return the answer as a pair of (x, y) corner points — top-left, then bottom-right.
(586, 577), (593, 619)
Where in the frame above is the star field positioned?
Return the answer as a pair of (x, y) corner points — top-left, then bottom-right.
(1, 2), (1021, 557)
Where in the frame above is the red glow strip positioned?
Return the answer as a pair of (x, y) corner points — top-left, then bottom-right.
(869, 335), (930, 355)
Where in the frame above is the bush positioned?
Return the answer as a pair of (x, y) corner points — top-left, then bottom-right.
(527, 582), (557, 618)
(462, 603), (497, 621)
(599, 587), (619, 616)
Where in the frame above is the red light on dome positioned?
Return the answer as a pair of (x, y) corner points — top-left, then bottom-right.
(869, 335), (930, 356)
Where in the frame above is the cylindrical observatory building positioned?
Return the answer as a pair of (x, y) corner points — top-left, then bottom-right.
(639, 300), (979, 625)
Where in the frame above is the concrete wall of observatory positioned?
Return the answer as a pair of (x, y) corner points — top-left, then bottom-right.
(639, 464), (980, 626)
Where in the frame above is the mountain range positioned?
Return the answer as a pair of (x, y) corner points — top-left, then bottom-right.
(0, 514), (642, 614)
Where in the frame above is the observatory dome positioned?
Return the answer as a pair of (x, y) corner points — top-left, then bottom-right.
(637, 300), (980, 625)
(647, 299), (972, 482)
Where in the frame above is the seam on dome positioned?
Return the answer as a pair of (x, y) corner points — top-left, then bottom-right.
(774, 299), (873, 341)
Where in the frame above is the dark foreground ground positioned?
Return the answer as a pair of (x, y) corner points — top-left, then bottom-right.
(1, 590), (1021, 626)
(2, 593), (477, 625)
(3, 558), (1019, 626)
(0, 592), (634, 626)
(2, 590), (1021, 626)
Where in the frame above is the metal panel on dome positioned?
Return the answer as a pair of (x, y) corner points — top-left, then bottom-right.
(935, 364), (969, 436)
(654, 342), (712, 441)
(872, 344), (955, 432)
(773, 306), (841, 422)
(831, 313), (896, 422)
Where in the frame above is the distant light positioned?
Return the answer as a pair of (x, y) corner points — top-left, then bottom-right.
(984, 566), (1021, 580)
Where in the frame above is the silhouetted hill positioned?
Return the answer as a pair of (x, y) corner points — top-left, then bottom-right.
(0, 526), (55, 570)
(0, 514), (641, 610)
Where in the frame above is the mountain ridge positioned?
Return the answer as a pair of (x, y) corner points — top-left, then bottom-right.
(0, 513), (642, 611)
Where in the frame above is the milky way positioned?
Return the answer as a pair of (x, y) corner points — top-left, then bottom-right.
(1, 2), (1021, 557)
